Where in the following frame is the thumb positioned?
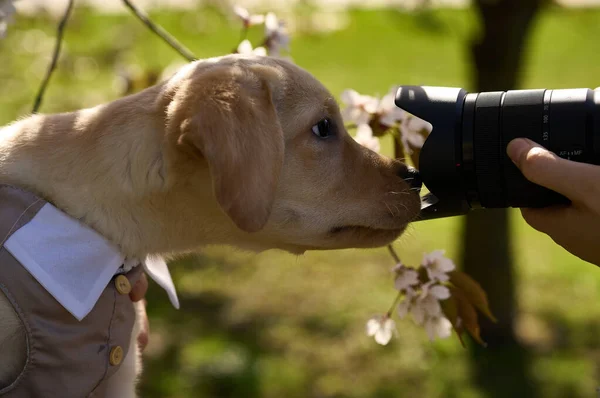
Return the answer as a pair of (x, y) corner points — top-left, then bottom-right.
(507, 138), (598, 203)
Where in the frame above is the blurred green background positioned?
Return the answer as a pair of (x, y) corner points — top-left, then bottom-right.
(1, 1), (600, 397)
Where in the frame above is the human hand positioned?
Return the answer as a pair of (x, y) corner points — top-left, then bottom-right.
(129, 273), (150, 351)
(507, 138), (600, 266)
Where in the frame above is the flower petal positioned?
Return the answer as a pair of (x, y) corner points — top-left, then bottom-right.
(249, 14), (265, 25)
(237, 39), (253, 54)
(378, 93), (396, 113)
(265, 12), (279, 32)
(253, 46), (267, 56)
(355, 123), (373, 138)
(355, 130), (380, 153)
(426, 316), (453, 341)
(362, 96), (379, 114)
(438, 257), (456, 273)
(341, 89), (360, 105)
(411, 302), (426, 325)
(436, 317), (453, 339)
(397, 299), (410, 319)
(429, 284), (451, 300)
(428, 269), (450, 283)
(404, 116), (433, 134)
(420, 295), (442, 317)
(422, 250), (446, 266)
(380, 114), (397, 128)
(366, 318), (380, 336)
(394, 269), (419, 291)
(375, 318), (395, 345)
(375, 328), (393, 345)
(383, 318), (396, 333)
(233, 5), (249, 19)
(425, 318), (437, 341)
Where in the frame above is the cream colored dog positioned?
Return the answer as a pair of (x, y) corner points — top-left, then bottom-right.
(0, 54), (421, 396)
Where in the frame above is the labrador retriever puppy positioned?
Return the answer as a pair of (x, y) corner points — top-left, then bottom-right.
(0, 54), (421, 397)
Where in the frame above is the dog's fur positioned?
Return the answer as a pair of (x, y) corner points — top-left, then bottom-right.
(0, 55), (420, 396)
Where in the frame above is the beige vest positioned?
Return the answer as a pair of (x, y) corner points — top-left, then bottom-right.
(0, 185), (139, 398)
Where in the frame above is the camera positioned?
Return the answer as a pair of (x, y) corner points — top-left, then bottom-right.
(394, 86), (600, 221)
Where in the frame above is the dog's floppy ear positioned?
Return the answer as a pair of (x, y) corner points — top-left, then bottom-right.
(174, 64), (284, 233)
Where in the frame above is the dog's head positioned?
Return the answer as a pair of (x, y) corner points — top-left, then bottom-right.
(164, 55), (421, 254)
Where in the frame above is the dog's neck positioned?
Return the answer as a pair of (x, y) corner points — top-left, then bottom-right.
(0, 88), (246, 258)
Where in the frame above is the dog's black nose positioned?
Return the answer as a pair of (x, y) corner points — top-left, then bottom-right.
(399, 166), (422, 190)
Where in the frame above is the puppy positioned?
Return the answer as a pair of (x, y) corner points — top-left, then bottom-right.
(0, 54), (421, 397)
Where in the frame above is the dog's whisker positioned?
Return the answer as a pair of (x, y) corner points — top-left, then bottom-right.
(383, 201), (395, 217)
(387, 191), (411, 196)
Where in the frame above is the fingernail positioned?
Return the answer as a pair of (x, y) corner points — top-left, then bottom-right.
(507, 138), (532, 164)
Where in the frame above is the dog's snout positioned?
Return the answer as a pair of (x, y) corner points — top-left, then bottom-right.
(398, 166), (422, 190)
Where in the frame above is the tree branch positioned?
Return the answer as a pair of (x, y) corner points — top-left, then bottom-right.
(387, 245), (401, 264)
(122, 0), (197, 62)
(32, 0), (75, 114)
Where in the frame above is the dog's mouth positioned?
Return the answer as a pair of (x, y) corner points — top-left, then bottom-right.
(327, 224), (407, 248)
(330, 225), (405, 234)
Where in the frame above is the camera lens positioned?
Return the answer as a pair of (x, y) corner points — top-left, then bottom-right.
(395, 86), (600, 219)
(461, 88), (600, 209)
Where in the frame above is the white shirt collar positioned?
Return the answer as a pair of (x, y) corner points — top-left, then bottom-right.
(3, 202), (179, 321)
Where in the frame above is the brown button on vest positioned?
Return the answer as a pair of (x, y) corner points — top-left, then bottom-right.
(0, 185), (139, 398)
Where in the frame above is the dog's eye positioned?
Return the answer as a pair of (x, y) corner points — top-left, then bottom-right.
(311, 118), (334, 139)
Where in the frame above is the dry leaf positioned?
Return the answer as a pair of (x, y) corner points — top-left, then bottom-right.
(449, 270), (498, 323)
(440, 294), (466, 348)
(450, 286), (487, 347)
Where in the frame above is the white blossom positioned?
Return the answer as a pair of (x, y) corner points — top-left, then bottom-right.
(233, 5), (265, 27)
(396, 287), (416, 319)
(392, 263), (419, 292)
(422, 250), (455, 282)
(236, 39), (267, 56)
(400, 115), (432, 150)
(265, 13), (289, 55)
(353, 124), (380, 153)
(264, 12), (290, 55)
(366, 315), (396, 345)
(378, 88), (406, 127)
(424, 316), (453, 341)
(340, 89), (378, 125)
(0, 0), (17, 39)
(340, 87), (406, 131)
(410, 282), (450, 325)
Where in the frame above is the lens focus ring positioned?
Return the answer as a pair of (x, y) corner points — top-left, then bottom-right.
(473, 92), (505, 208)
(501, 89), (549, 207)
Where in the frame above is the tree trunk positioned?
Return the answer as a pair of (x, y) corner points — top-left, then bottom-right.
(462, 0), (544, 396)
(472, 0), (544, 92)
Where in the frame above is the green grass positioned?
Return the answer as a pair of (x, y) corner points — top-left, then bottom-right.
(2, 5), (600, 397)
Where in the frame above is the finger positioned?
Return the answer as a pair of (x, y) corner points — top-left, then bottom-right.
(520, 206), (587, 251)
(129, 273), (148, 302)
(507, 138), (600, 203)
(521, 207), (600, 265)
(520, 206), (573, 235)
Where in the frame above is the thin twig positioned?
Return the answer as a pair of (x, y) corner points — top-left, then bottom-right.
(387, 290), (403, 317)
(387, 245), (401, 264)
(32, 0), (75, 114)
(122, 0), (197, 62)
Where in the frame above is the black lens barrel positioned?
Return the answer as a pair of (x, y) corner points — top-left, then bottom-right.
(460, 88), (599, 210)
